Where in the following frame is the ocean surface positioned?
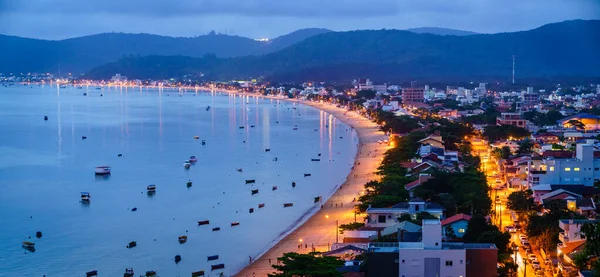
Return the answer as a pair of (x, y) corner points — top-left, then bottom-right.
(0, 85), (358, 277)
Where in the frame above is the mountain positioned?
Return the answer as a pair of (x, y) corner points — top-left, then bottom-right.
(406, 27), (479, 36)
(0, 29), (329, 74)
(86, 20), (600, 82)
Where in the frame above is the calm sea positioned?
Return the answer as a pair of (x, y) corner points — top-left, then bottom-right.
(0, 85), (357, 277)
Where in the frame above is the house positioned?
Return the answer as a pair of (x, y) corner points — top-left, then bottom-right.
(527, 144), (600, 188)
(441, 214), (472, 239)
(365, 198), (444, 228)
(534, 133), (560, 144)
(497, 112), (527, 128)
(367, 220), (498, 277)
(380, 221), (423, 242)
(419, 135), (445, 149)
(557, 219), (597, 268)
(405, 174), (433, 191)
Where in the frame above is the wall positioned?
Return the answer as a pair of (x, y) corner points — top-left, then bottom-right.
(466, 248), (498, 277)
(398, 249), (466, 277)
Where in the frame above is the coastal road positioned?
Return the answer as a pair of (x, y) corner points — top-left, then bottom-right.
(235, 99), (387, 277)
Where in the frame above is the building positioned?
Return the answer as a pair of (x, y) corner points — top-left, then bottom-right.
(521, 92), (540, 106)
(441, 214), (472, 239)
(557, 113), (600, 131)
(496, 112), (527, 128)
(367, 220), (498, 277)
(402, 88), (425, 105)
(365, 198), (444, 228)
(527, 144), (600, 188)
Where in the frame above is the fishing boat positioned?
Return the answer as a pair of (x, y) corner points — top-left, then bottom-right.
(318, 153), (321, 156)
(251, 189), (259, 195)
(94, 166), (111, 175)
(311, 158), (320, 161)
(198, 220), (210, 226)
(127, 241), (137, 248)
(81, 192), (91, 202)
(245, 179), (255, 184)
(265, 148), (270, 152)
(231, 222), (240, 227)
(258, 203), (265, 208)
(192, 270), (205, 276)
(81, 136), (87, 140)
(186, 180), (192, 187)
(212, 227), (220, 231)
(249, 208), (254, 213)
(239, 126), (245, 129)
(184, 162), (191, 169)
(83, 92), (87, 96)
(145, 270), (156, 276)
(283, 203), (294, 207)
(175, 254), (182, 263)
(236, 168), (243, 172)
(314, 196), (322, 203)
(189, 156), (198, 163)
(194, 136), (200, 139)
(207, 255), (219, 261)
(293, 127), (298, 130)
(123, 268), (134, 277)
(22, 241), (35, 249)
(36, 231), (42, 238)
(272, 186), (278, 191)
(292, 182), (296, 188)
(206, 106), (210, 111)
(211, 264), (225, 270)
(178, 236), (187, 243)
(250, 125), (255, 128)
(304, 173), (312, 177)
(147, 185), (156, 192)
(201, 140), (206, 145)
(85, 270), (98, 277)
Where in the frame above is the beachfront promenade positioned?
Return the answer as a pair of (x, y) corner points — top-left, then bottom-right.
(236, 99), (387, 277)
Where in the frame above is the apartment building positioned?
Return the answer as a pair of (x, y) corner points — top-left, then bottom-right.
(496, 112), (527, 128)
(402, 88), (425, 105)
(527, 144), (600, 188)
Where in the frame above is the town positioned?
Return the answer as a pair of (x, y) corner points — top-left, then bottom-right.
(3, 74), (600, 277)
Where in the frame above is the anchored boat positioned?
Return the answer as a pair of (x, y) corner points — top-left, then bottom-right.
(245, 179), (255, 184)
(207, 255), (219, 261)
(284, 203), (294, 207)
(212, 227), (220, 231)
(22, 241), (35, 249)
(178, 236), (187, 243)
(147, 185), (156, 193)
(198, 220), (210, 226)
(211, 264), (225, 270)
(184, 162), (191, 169)
(95, 166), (111, 175)
(258, 203), (265, 208)
(85, 270), (98, 277)
(189, 156), (198, 163)
(251, 189), (259, 195)
(192, 270), (205, 276)
(231, 222), (240, 227)
(81, 192), (91, 202)
(123, 268), (134, 277)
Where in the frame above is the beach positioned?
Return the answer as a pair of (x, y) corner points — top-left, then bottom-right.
(235, 98), (387, 277)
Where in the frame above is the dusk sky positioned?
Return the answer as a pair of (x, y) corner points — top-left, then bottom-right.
(1, 0), (599, 40)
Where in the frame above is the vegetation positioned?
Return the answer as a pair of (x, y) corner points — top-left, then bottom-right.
(269, 252), (344, 277)
(523, 110), (565, 127)
(517, 138), (534, 155)
(506, 190), (535, 212)
(526, 200), (586, 253)
(413, 169), (491, 216)
(338, 222), (365, 234)
(572, 221), (600, 275)
(483, 125), (530, 142)
(462, 108), (500, 125)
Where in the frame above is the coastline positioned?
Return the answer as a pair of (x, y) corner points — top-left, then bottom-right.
(233, 94), (387, 277)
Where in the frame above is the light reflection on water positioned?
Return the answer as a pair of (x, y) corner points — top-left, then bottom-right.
(0, 85), (357, 276)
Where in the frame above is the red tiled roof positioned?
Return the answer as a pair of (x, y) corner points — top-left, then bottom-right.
(405, 175), (433, 190)
(400, 162), (419, 169)
(542, 150), (574, 158)
(412, 163), (433, 174)
(534, 133), (559, 138)
(441, 214), (472, 226)
(422, 153), (442, 163)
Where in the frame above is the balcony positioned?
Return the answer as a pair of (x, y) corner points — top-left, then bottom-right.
(530, 170), (546, 174)
(559, 232), (569, 243)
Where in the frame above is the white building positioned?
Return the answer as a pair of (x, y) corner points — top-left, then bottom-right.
(365, 199), (444, 228)
(527, 144), (600, 188)
(367, 219), (498, 277)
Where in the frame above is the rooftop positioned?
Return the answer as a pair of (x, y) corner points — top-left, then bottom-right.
(441, 213), (472, 226)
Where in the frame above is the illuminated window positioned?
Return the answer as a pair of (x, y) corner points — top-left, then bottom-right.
(550, 166), (555, 171)
(458, 228), (465, 233)
(574, 168), (580, 171)
(565, 168), (571, 171)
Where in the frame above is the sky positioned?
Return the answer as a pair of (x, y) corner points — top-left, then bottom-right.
(0, 0), (599, 40)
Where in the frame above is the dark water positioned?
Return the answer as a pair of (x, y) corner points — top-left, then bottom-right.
(0, 85), (357, 276)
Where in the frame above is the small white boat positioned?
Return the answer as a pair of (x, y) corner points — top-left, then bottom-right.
(22, 241), (35, 249)
(184, 162), (191, 169)
(81, 192), (91, 202)
(147, 184), (156, 192)
(95, 166), (111, 175)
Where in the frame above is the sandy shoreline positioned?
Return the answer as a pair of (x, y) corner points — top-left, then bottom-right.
(232, 94), (387, 277)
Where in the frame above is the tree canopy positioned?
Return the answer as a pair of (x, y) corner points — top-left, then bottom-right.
(483, 125), (530, 142)
(506, 190), (535, 212)
(269, 252), (344, 277)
